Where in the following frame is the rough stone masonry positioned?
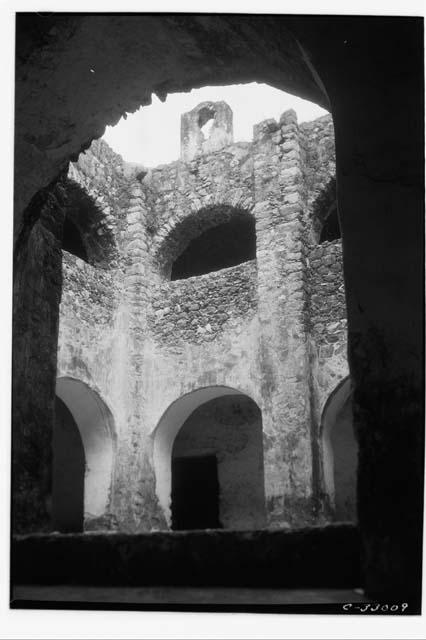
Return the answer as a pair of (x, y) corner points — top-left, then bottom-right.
(53, 101), (350, 533)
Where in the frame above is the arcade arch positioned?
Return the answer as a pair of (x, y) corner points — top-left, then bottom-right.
(152, 386), (266, 530)
(321, 377), (357, 522)
(53, 377), (116, 531)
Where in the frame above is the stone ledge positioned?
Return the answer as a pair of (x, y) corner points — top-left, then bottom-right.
(12, 524), (360, 588)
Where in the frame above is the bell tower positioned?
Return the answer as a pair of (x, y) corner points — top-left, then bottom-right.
(180, 101), (233, 162)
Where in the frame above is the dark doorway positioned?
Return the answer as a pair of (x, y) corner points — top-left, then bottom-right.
(52, 396), (85, 532)
(171, 455), (222, 530)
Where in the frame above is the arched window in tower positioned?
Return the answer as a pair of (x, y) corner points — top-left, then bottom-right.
(319, 206), (341, 244)
(198, 105), (216, 140)
(170, 212), (256, 281)
(60, 177), (118, 267)
(62, 215), (88, 262)
(312, 178), (341, 244)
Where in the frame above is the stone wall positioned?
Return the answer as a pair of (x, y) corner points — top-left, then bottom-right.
(310, 241), (346, 352)
(61, 252), (117, 325)
(300, 115), (336, 242)
(149, 260), (257, 344)
(57, 250), (121, 393)
(13, 13), (425, 603)
(12, 181), (66, 532)
(53, 107), (347, 533)
(67, 138), (140, 265)
(146, 144), (254, 280)
(57, 140), (129, 397)
(309, 239), (348, 413)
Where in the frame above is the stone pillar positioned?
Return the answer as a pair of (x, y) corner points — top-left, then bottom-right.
(12, 181), (65, 533)
(112, 179), (166, 531)
(330, 29), (424, 602)
(253, 110), (314, 527)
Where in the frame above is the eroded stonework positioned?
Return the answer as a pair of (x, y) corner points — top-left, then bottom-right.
(55, 102), (349, 532)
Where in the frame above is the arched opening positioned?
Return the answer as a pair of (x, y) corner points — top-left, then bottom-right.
(319, 206), (341, 244)
(198, 105), (216, 139)
(61, 178), (117, 268)
(311, 177), (339, 244)
(153, 386), (266, 530)
(62, 216), (88, 262)
(52, 396), (85, 532)
(322, 377), (357, 522)
(53, 377), (115, 531)
(171, 215), (256, 280)
(156, 204), (256, 280)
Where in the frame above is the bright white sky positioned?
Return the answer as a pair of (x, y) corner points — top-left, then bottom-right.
(103, 82), (329, 167)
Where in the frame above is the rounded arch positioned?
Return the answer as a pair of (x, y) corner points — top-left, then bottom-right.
(311, 177), (340, 243)
(152, 385), (265, 528)
(321, 376), (357, 522)
(54, 377), (116, 528)
(61, 177), (118, 268)
(154, 204), (256, 280)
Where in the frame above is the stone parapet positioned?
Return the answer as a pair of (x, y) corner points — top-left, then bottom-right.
(149, 260), (257, 345)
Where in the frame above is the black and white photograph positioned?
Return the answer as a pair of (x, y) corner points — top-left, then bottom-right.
(1, 2), (425, 638)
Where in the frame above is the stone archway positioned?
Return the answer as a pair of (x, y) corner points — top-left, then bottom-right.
(321, 377), (357, 522)
(153, 204), (256, 280)
(53, 377), (116, 530)
(12, 14), (425, 601)
(152, 386), (266, 530)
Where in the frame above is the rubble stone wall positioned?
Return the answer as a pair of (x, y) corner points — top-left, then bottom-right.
(309, 239), (348, 414)
(148, 260), (257, 345)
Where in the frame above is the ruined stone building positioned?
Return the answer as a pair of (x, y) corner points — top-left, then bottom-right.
(51, 101), (355, 534)
(12, 14), (423, 607)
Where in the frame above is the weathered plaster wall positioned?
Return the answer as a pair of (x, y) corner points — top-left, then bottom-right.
(173, 395), (266, 530)
(250, 109), (315, 526)
(57, 138), (130, 440)
(57, 144), (157, 532)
